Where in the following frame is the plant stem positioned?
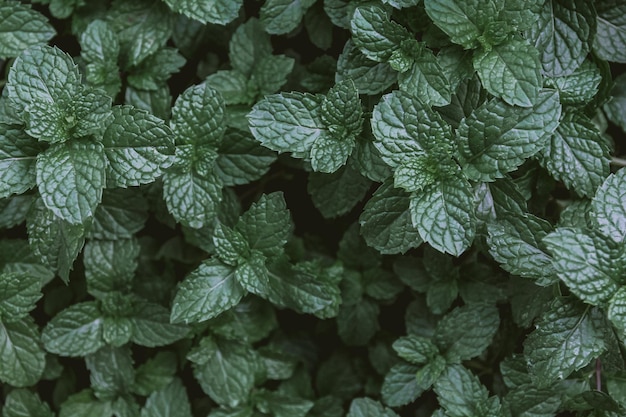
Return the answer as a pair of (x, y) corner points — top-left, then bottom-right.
(611, 157), (626, 168)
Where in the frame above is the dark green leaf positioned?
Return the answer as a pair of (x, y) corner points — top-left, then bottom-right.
(41, 301), (105, 357)
(309, 164), (371, 219)
(0, 317), (46, 387)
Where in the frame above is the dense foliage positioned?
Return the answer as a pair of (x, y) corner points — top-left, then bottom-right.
(1, 0), (626, 416)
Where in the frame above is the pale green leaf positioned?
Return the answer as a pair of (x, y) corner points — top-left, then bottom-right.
(259, 0), (316, 34)
(523, 297), (606, 387)
(350, 5), (409, 62)
(141, 379), (192, 417)
(41, 301), (105, 357)
(310, 134), (355, 173)
(545, 59), (602, 105)
(79, 20), (121, 97)
(170, 259), (245, 324)
(474, 38), (542, 107)
(0, 271), (42, 322)
(0, 317), (46, 387)
(171, 83), (225, 147)
(594, 0), (626, 63)
(592, 168), (626, 243)
(163, 168), (222, 229)
(0, 2), (55, 58)
(0, 125), (40, 199)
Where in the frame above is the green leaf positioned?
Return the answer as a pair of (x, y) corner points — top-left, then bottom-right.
(210, 298), (277, 343)
(236, 192), (292, 259)
(434, 303), (500, 362)
(0, 317), (46, 387)
(141, 379), (192, 417)
(229, 18), (273, 77)
(164, 0), (242, 25)
(359, 181), (421, 254)
(106, 0), (174, 67)
(350, 5), (409, 63)
(26, 198), (86, 282)
(457, 90), (561, 181)
(371, 90), (454, 168)
(592, 168), (626, 243)
(215, 130), (276, 186)
(132, 351), (178, 396)
(545, 60), (602, 105)
(608, 287), (626, 338)
(36, 141), (106, 225)
(171, 83), (226, 147)
(543, 228), (619, 305)
(260, 0), (316, 35)
(41, 301), (105, 357)
(248, 92), (324, 159)
(336, 40), (397, 95)
(255, 390), (314, 417)
(79, 20), (121, 97)
(58, 390), (114, 417)
(0, 271), (42, 322)
(87, 189), (149, 240)
(392, 335), (439, 365)
(319, 79), (363, 137)
(205, 71), (251, 106)
(523, 297), (606, 387)
(83, 238), (138, 298)
(337, 298), (380, 346)
(0, 2), (55, 58)
(474, 38), (542, 107)
(85, 345), (135, 400)
(235, 253), (271, 297)
(170, 259), (246, 324)
(433, 364), (494, 417)
(214, 223), (251, 266)
(538, 112), (610, 197)
(593, 0), (626, 63)
(163, 168), (222, 229)
(381, 363), (423, 407)
(0, 195), (33, 230)
(309, 164), (371, 219)
(2, 389), (54, 417)
(125, 85), (172, 121)
(605, 73), (626, 133)
(0, 125), (39, 199)
(192, 336), (260, 407)
(130, 301), (188, 347)
(347, 397), (399, 417)
(128, 48), (186, 91)
(397, 47), (452, 107)
(102, 105), (175, 187)
(529, 0), (595, 77)
(410, 177), (476, 256)
(424, 0), (497, 49)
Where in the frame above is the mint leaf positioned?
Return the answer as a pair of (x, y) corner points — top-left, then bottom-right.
(545, 60), (602, 105)
(347, 397), (399, 417)
(79, 20), (121, 97)
(336, 40), (397, 95)
(410, 177), (476, 256)
(36, 141), (106, 225)
(592, 168), (626, 243)
(41, 302), (105, 357)
(529, 0), (595, 77)
(58, 390), (114, 417)
(0, 125), (40, 199)
(309, 164), (371, 219)
(2, 389), (54, 417)
(85, 345), (135, 400)
(337, 298), (380, 346)
(424, 0), (496, 49)
(350, 5), (410, 63)
(538, 111), (610, 197)
(608, 287), (626, 338)
(0, 2), (55, 58)
(433, 364), (496, 417)
(214, 222), (251, 266)
(0, 271), (42, 322)
(260, 0), (316, 35)
(457, 90), (561, 181)
(103, 105), (175, 188)
(381, 363), (423, 407)
(191, 336), (259, 407)
(131, 301), (188, 347)
(133, 352), (178, 396)
(164, 0), (241, 25)
(106, 0), (174, 67)
(255, 390), (314, 417)
(27, 198), (86, 282)
(605, 73), (626, 132)
(172, 83), (225, 147)
(392, 335), (439, 365)
(141, 379), (192, 417)
(594, 0), (626, 63)
(487, 214), (556, 285)
(360, 180), (422, 254)
(170, 259), (246, 323)
(88, 189), (149, 240)
(523, 297), (606, 387)
(0, 317), (46, 387)
(215, 130), (276, 186)
(397, 46), (452, 107)
(434, 303), (500, 362)
(229, 18), (272, 77)
(543, 228), (619, 305)
(474, 38), (542, 107)
(127, 48), (186, 91)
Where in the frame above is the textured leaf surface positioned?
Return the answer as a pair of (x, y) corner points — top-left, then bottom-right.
(260, 0), (316, 34)
(41, 302), (104, 357)
(350, 5), (408, 62)
(545, 60), (602, 105)
(170, 259), (245, 324)
(524, 297), (606, 387)
(163, 169), (221, 229)
(433, 365), (492, 417)
(594, 0), (626, 63)
(215, 130), (276, 186)
(2, 389), (54, 417)
(336, 40), (397, 95)
(529, 0), (595, 77)
(592, 168), (626, 243)
(0, 125), (39, 199)
(88, 189), (149, 240)
(103, 105), (175, 187)
(474, 38), (542, 107)
(0, 317), (46, 387)
(424, 0), (496, 49)
(141, 379), (192, 417)
(0, 272), (42, 322)
(309, 165), (371, 219)
(0, 2), (55, 58)
(608, 287), (626, 337)
(171, 83), (225, 146)
(410, 178), (475, 256)
(397, 49), (452, 107)
(381, 363), (423, 407)
(543, 228), (619, 305)
(347, 397), (399, 417)
(79, 20), (121, 97)
(360, 181), (422, 254)
(538, 112), (610, 197)
(457, 90), (561, 181)
(131, 302), (188, 347)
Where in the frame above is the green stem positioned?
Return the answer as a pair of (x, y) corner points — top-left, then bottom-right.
(611, 157), (626, 168)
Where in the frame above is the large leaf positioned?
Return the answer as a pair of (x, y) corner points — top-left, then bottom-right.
(41, 302), (105, 357)
(0, 125), (39, 199)
(592, 168), (626, 243)
(594, 0), (626, 63)
(0, 2), (55, 58)
(0, 317), (46, 387)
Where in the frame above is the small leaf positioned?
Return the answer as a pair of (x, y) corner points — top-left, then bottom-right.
(215, 130), (276, 186)
(337, 298), (380, 346)
(36, 141), (106, 225)
(474, 38), (542, 107)
(79, 20), (121, 97)
(87, 189), (149, 240)
(433, 364), (493, 417)
(41, 301), (105, 357)
(170, 259), (246, 324)
(336, 39), (397, 96)
(163, 168), (222, 229)
(0, 317), (46, 387)
(392, 335), (439, 365)
(523, 297), (606, 387)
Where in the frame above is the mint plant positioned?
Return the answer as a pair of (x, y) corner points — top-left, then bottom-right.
(1, 0), (626, 416)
